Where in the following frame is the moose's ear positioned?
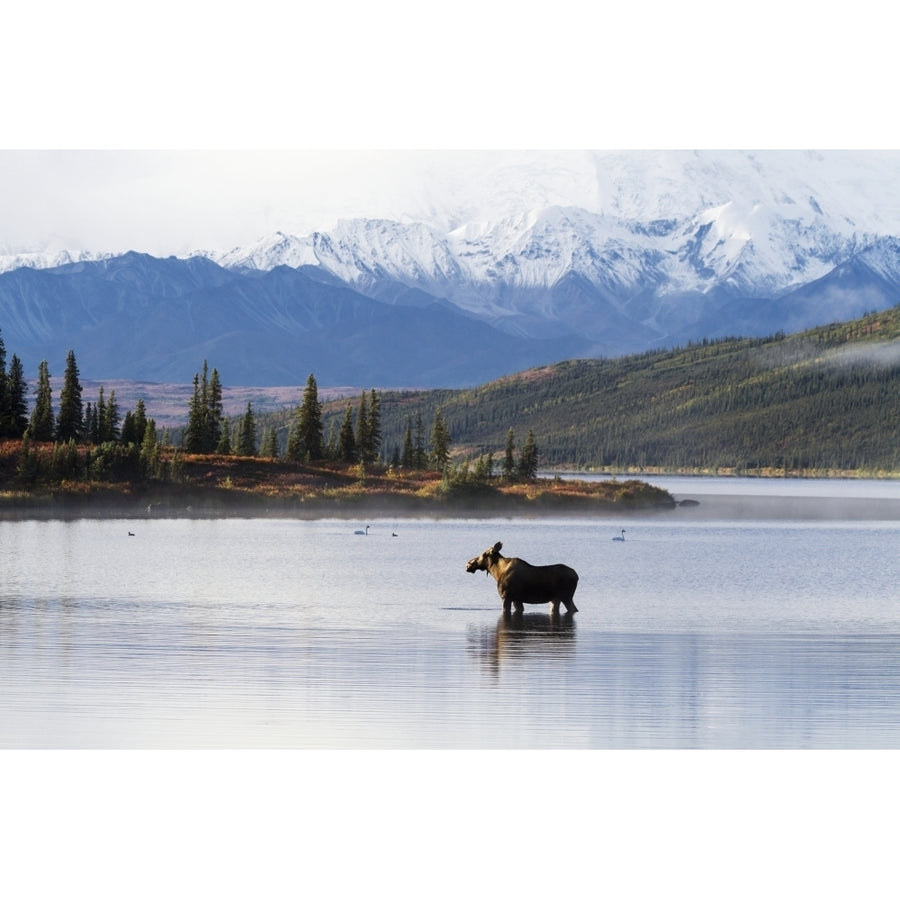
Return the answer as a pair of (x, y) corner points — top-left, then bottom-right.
(493, 541), (503, 553)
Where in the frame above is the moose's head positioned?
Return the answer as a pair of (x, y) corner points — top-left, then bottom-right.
(466, 541), (504, 573)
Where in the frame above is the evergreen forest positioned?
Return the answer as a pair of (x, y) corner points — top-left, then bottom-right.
(315, 305), (900, 476)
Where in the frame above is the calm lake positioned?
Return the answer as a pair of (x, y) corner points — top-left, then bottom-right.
(3, 476), (900, 748)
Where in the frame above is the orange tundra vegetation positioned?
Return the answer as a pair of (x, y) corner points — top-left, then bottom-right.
(0, 439), (675, 519)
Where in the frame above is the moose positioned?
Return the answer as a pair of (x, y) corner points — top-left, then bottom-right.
(465, 541), (579, 614)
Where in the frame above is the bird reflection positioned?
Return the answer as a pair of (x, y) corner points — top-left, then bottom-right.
(467, 611), (576, 676)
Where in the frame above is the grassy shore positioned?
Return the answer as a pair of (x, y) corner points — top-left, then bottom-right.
(0, 446), (676, 519)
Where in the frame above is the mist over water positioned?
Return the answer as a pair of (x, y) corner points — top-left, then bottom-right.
(3, 478), (900, 748)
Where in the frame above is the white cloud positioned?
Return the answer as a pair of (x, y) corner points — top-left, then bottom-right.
(2, 1), (897, 257)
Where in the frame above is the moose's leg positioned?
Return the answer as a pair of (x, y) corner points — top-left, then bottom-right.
(550, 599), (561, 615)
(504, 585), (524, 614)
(562, 596), (578, 614)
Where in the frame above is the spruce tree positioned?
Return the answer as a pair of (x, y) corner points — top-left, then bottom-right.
(85, 402), (97, 443)
(338, 402), (356, 462)
(101, 389), (120, 442)
(56, 350), (84, 443)
(401, 417), (414, 469)
(356, 391), (371, 463)
(0, 330), (7, 435)
(430, 406), (451, 471)
(132, 399), (148, 445)
(414, 411), (427, 469)
(6, 355), (28, 438)
(140, 420), (161, 478)
(121, 398), (148, 446)
(216, 417), (232, 455)
(502, 427), (517, 480)
(29, 360), (54, 441)
(185, 372), (205, 452)
(261, 427), (279, 459)
(517, 429), (539, 481)
(199, 360), (209, 431)
(207, 367), (223, 451)
(92, 387), (105, 442)
(184, 361), (223, 453)
(367, 388), (382, 463)
(285, 421), (302, 460)
(288, 373), (323, 460)
(121, 410), (136, 445)
(326, 420), (339, 460)
(237, 403), (257, 456)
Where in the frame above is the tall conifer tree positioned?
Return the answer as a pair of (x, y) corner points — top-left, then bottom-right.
(237, 403), (257, 456)
(401, 417), (414, 469)
(517, 429), (539, 481)
(430, 406), (451, 471)
(338, 402), (356, 462)
(6, 355), (28, 437)
(216, 417), (232, 455)
(56, 350), (84, 442)
(502, 427), (517, 479)
(207, 367), (223, 451)
(287, 373), (323, 460)
(29, 360), (54, 441)
(414, 412), (426, 469)
(185, 372), (204, 452)
(0, 330), (7, 433)
(132, 398), (148, 445)
(261, 427), (279, 459)
(366, 389), (382, 463)
(356, 391), (371, 463)
(184, 361), (223, 453)
(101, 388), (120, 442)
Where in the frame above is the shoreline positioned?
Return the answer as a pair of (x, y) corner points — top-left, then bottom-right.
(0, 493), (680, 522)
(4, 489), (900, 523)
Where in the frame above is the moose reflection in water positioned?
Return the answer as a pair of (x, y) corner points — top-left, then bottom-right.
(465, 541), (579, 614)
(468, 613), (577, 675)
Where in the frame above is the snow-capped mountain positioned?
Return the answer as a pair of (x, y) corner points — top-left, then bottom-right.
(0, 247), (114, 273)
(198, 150), (900, 345)
(2, 150), (900, 387)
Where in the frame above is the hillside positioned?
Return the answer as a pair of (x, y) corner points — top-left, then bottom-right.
(314, 305), (900, 475)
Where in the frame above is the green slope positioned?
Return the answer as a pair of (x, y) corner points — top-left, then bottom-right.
(341, 306), (900, 474)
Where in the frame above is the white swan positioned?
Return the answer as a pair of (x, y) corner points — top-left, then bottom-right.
(354, 525), (371, 535)
(612, 529), (626, 541)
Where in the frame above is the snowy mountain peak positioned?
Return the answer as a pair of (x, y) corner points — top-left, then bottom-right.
(4, 151), (900, 388)
(0, 247), (113, 275)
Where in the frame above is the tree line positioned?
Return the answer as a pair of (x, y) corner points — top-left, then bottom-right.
(260, 373), (541, 481)
(1, 334), (542, 489)
(364, 306), (900, 475)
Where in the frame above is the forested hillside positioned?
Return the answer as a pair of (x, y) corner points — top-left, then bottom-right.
(6, 304), (899, 481)
(317, 306), (900, 475)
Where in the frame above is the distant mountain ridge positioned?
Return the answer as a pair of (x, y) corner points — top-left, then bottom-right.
(0, 251), (590, 386)
(3, 151), (900, 387)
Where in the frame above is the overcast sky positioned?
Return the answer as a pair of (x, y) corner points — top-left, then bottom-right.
(2, 1), (894, 257)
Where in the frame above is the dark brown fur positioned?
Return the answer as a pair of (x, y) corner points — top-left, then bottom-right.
(466, 541), (579, 614)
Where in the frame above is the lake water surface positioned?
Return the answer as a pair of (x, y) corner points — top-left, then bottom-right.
(3, 477), (900, 748)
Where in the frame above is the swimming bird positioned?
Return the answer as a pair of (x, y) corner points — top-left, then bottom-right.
(354, 525), (371, 535)
(612, 529), (626, 541)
